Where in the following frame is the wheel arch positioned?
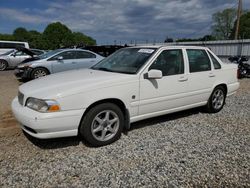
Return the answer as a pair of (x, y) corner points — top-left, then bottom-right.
(78, 98), (130, 134)
(213, 83), (228, 95)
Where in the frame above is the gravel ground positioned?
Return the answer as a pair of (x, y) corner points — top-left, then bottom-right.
(0, 71), (249, 187)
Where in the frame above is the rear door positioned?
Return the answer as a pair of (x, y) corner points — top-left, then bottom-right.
(185, 48), (215, 103)
(50, 50), (78, 73)
(74, 50), (100, 69)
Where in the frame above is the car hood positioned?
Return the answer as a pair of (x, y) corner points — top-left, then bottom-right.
(16, 47), (36, 56)
(19, 69), (137, 99)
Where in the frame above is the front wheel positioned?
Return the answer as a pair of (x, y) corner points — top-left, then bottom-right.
(0, 60), (8, 71)
(79, 103), (124, 147)
(31, 68), (49, 79)
(205, 86), (226, 113)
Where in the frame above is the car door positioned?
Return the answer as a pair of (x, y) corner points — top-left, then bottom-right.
(49, 50), (78, 73)
(74, 51), (100, 69)
(184, 48), (216, 104)
(139, 49), (189, 115)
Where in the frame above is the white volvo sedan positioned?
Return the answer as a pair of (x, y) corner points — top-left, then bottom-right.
(12, 46), (239, 146)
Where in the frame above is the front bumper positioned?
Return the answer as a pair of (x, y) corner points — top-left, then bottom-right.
(14, 68), (32, 79)
(11, 97), (85, 139)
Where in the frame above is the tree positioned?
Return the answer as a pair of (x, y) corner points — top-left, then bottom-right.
(238, 11), (250, 39)
(72, 32), (96, 46)
(28, 30), (47, 49)
(43, 22), (73, 49)
(13, 27), (30, 41)
(0, 22), (96, 49)
(212, 8), (237, 40)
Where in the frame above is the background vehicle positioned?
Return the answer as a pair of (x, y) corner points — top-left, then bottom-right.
(0, 40), (29, 55)
(82, 45), (126, 57)
(15, 49), (104, 80)
(0, 48), (43, 71)
(228, 56), (250, 78)
(12, 46), (239, 147)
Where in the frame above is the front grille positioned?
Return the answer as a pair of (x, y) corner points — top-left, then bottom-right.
(18, 91), (24, 105)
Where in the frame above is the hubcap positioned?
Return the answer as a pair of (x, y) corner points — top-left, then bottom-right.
(0, 61), (6, 70)
(34, 70), (47, 78)
(91, 110), (119, 142)
(212, 89), (224, 110)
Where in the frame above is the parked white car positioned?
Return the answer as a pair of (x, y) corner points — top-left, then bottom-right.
(12, 46), (239, 146)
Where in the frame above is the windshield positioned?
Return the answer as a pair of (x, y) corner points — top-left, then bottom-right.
(1, 50), (15, 56)
(38, 49), (63, 59)
(92, 48), (156, 74)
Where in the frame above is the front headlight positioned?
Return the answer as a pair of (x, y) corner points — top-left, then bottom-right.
(26, 97), (60, 112)
(18, 63), (31, 68)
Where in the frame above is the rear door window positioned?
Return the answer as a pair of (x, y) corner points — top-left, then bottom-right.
(208, 51), (221, 69)
(187, 49), (211, 73)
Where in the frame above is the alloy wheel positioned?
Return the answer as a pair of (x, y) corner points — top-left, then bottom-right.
(212, 89), (224, 110)
(91, 110), (119, 142)
(0, 61), (7, 71)
(34, 70), (47, 78)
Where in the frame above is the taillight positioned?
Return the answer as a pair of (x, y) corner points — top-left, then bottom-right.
(237, 69), (240, 79)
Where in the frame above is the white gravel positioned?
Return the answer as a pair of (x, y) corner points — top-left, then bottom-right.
(0, 72), (249, 187)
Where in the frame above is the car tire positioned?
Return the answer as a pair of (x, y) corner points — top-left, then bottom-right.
(0, 60), (8, 71)
(31, 68), (49, 79)
(79, 103), (124, 147)
(205, 86), (226, 113)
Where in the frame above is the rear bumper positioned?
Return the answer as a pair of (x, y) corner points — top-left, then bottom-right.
(227, 82), (240, 96)
(11, 97), (85, 139)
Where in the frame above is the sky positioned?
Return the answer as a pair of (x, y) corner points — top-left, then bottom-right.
(0, 0), (250, 44)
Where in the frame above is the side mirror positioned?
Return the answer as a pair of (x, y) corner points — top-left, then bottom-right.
(145, 69), (162, 79)
(57, 56), (63, 61)
(11, 53), (16, 57)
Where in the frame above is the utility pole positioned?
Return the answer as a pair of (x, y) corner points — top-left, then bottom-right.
(234, 0), (242, 40)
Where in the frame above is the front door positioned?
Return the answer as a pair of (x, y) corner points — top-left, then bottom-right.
(139, 49), (189, 115)
(50, 50), (78, 73)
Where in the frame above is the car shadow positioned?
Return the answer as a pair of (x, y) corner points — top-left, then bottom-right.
(23, 131), (83, 150)
(23, 107), (204, 149)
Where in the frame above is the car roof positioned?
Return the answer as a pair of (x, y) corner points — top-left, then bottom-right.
(128, 45), (209, 50)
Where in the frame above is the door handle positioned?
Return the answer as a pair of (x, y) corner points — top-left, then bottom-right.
(72, 62), (77, 64)
(209, 73), (215, 77)
(178, 76), (188, 82)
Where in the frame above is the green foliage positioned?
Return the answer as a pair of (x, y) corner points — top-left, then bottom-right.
(0, 34), (15, 41)
(43, 22), (73, 49)
(72, 32), (96, 46)
(176, 35), (216, 42)
(13, 27), (30, 41)
(211, 8), (237, 40)
(239, 12), (250, 39)
(0, 22), (96, 50)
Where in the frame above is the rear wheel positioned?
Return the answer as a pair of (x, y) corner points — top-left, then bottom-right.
(205, 86), (226, 113)
(31, 68), (49, 79)
(0, 60), (8, 71)
(79, 103), (124, 147)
